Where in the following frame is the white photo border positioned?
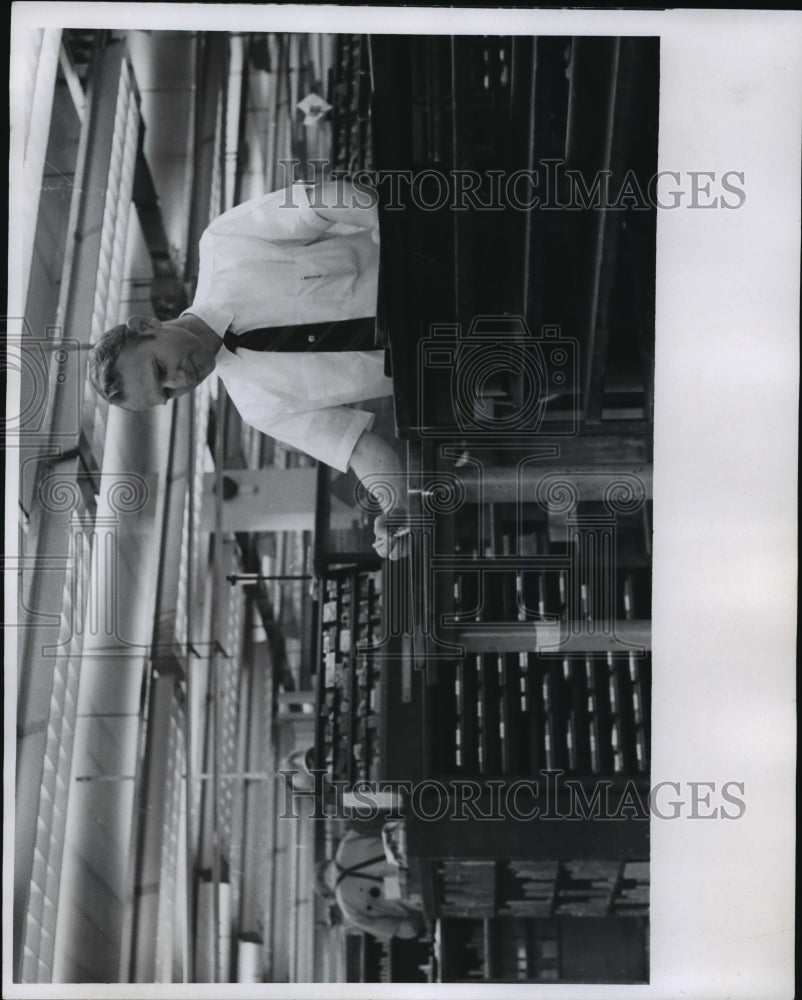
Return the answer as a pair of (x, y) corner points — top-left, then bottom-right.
(5, 5), (799, 999)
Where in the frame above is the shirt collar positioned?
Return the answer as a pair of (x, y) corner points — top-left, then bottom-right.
(178, 302), (234, 341)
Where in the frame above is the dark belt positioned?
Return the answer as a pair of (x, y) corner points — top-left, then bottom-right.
(223, 315), (377, 353)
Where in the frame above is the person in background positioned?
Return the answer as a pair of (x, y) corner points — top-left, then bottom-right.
(316, 828), (425, 941)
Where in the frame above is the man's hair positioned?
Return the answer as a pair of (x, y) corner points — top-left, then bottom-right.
(86, 323), (145, 405)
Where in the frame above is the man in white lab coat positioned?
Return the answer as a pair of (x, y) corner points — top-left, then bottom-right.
(88, 180), (406, 556)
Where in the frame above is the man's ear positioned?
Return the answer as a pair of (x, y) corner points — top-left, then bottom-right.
(127, 315), (158, 336)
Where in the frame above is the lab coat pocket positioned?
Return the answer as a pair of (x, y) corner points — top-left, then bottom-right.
(297, 239), (360, 295)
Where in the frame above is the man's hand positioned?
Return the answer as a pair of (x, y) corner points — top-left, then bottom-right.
(349, 430), (410, 560)
(372, 513), (410, 561)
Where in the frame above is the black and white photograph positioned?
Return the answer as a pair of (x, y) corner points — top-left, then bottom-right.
(4, 4), (798, 996)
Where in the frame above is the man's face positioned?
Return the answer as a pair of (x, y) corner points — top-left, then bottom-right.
(115, 319), (219, 410)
